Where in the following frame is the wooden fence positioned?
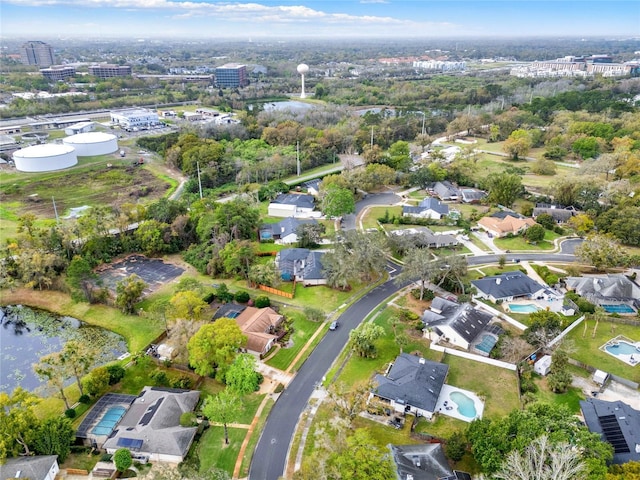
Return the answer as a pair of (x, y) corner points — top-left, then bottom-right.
(258, 282), (295, 299)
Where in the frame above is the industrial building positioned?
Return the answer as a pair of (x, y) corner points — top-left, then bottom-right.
(40, 66), (76, 82)
(89, 64), (132, 78)
(20, 41), (55, 67)
(110, 109), (160, 130)
(215, 63), (248, 88)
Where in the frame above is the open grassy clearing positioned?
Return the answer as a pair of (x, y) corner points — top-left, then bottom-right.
(493, 229), (560, 251)
(532, 375), (585, 413)
(198, 426), (246, 476)
(361, 205), (402, 230)
(565, 320), (640, 383)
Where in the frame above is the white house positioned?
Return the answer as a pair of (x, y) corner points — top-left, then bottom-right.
(268, 194), (316, 218)
(534, 355), (552, 376)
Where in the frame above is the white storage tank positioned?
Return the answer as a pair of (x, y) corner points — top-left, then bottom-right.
(13, 143), (78, 172)
(62, 132), (118, 157)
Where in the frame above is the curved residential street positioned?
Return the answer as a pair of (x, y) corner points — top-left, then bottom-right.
(249, 215), (581, 480)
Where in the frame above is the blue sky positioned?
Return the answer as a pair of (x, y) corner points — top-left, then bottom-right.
(1, 1), (638, 39)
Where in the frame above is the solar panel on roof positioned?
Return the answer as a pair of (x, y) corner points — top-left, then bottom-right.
(599, 415), (630, 453)
(116, 437), (143, 450)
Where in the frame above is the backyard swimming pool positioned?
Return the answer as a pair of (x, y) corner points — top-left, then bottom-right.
(450, 391), (477, 419)
(602, 304), (635, 314)
(605, 340), (640, 356)
(91, 406), (127, 436)
(508, 303), (541, 314)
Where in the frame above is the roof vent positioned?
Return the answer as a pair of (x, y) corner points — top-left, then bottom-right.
(496, 278), (502, 285)
(15, 471), (21, 478)
(419, 357), (426, 364)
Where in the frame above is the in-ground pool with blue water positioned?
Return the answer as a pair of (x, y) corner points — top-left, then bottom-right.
(450, 391), (477, 419)
(605, 341), (639, 356)
(602, 304), (635, 314)
(508, 304), (541, 313)
(91, 406), (127, 436)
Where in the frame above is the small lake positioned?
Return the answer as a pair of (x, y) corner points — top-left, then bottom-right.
(0, 305), (127, 394)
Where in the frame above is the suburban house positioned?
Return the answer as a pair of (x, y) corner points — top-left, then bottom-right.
(103, 387), (200, 463)
(533, 203), (579, 223)
(275, 248), (327, 286)
(301, 178), (321, 196)
(389, 228), (459, 249)
(471, 271), (553, 302)
(371, 353), (449, 420)
(260, 217), (318, 244)
(389, 444), (471, 480)
(580, 398), (640, 464)
(477, 213), (536, 238)
(233, 306), (284, 356)
(267, 193), (316, 218)
(565, 274), (640, 311)
(459, 187), (487, 204)
(422, 297), (496, 351)
(403, 197), (450, 220)
(430, 181), (460, 201)
(0, 456), (59, 480)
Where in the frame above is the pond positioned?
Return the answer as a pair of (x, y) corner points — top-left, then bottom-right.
(0, 305), (127, 394)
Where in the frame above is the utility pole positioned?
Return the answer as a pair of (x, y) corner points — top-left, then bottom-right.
(197, 162), (203, 199)
(296, 141), (301, 176)
(52, 197), (59, 224)
(370, 126), (374, 148)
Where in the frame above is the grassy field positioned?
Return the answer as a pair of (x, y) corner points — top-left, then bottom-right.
(361, 206), (402, 230)
(565, 320), (640, 383)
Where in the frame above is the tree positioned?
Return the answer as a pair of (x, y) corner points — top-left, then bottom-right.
(66, 255), (97, 302)
(494, 435), (586, 480)
(349, 323), (385, 358)
(114, 448), (133, 473)
(135, 220), (173, 256)
(503, 129), (532, 160)
(607, 461), (640, 480)
(187, 318), (247, 377)
(498, 254), (507, 269)
(394, 248), (436, 300)
(575, 234), (627, 271)
(0, 388), (40, 458)
(33, 352), (72, 410)
(525, 223), (546, 243)
(524, 310), (562, 348)
(60, 340), (96, 397)
(326, 381), (372, 424)
(248, 262), (280, 288)
(115, 274), (147, 314)
(321, 186), (355, 218)
(536, 213), (556, 230)
(547, 348), (572, 393)
(446, 431), (467, 462)
(225, 354), (261, 396)
(296, 223), (326, 248)
(82, 366), (111, 397)
(329, 429), (395, 480)
(219, 240), (256, 280)
(202, 389), (242, 445)
(386, 140), (411, 171)
(33, 417), (74, 462)
(531, 158), (557, 175)
(484, 172), (524, 208)
(169, 290), (208, 321)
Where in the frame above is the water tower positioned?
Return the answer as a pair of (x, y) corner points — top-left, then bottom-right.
(297, 63), (309, 99)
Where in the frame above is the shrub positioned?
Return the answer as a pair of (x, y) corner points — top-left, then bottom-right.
(304, 306), (326, 322)
(446, 432), (467, 462)
(101, 454), (113, 462)
(78, 394), (91, 404)
(180, 412), (198, 427)
(274, 383), (285, 393)
(234, 291), (250, 303)
(171, 376), (193, 389)
(410, 288), (435, 301)
(64, 408), (76, 419)
(255, 295), (271, 308)
(202, 292), (215, 304)
(106, 364), (126, 385)
(114, 448), (133, 472)
(150, 369), (169, 386)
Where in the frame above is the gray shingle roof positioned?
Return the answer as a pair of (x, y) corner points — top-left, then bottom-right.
(390, 444), (452, 480)
(302, 251), (325, 280)
(565, 275), (640, 302)
(374, 353), (448, 414)
(580, 398), (640, 464)
(103, 387), (200, 460)
(277, 248), (311, 277)
(471, 271), (545, 300)
(261, 217), (317, 239)
(422, 298), (493, 344)
(433, 181), (459, 200)
(0, 456), (58, 480)
(272, 193), (315, 209)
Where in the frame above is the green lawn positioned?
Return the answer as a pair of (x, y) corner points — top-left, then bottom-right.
(236, 394), (266, 425)
(361, 206), (402, 230)
(565, 321), (640, 383)
(532, 375), (585, 413)
(442, 353), (521, 419)
(493, 230), (560, 251)
(239, 398), (275, 478)
(266, 310), (322, 371)
(198, 426), (246, 476)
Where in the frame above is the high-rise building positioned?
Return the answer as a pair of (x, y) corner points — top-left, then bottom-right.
(20, 41), (55, 67)
(215, 63), (248, 88)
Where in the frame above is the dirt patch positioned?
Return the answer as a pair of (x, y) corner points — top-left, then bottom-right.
(0, 163), (171, 220)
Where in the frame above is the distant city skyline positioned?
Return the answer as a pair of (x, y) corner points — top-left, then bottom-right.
(1, 1), (638, 40)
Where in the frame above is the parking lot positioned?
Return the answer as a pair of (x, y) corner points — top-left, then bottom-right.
(95, 254), (184, 295)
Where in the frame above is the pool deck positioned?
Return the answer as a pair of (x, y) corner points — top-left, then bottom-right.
(600, 335), (640, 367)
(435, 384), (484, 423)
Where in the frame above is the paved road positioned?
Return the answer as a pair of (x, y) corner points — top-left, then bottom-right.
(249, 262), (405, 480)
(342, 192), (402, 231)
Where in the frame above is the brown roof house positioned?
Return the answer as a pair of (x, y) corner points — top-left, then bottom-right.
(478, 214), (536, 238)
(234, 306), (284, 356)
